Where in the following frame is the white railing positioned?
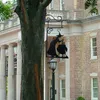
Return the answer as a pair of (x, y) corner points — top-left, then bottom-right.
(47, 9), (85, 20)
(0, 9), (100, 32)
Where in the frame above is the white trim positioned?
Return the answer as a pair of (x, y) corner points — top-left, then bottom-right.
(59, 75), (65, 78)
(65, 37), (70, 100)
(49, 0), (53, 10)
(0, 25), (20, 36)
(60, 0), (63, 10)
(90, 73), (98, 77)
(90, 33), (97, 37)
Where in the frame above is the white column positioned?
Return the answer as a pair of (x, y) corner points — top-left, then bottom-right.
(0, 46), (6, 100)
(16, 41), (22, 100)
(65, 37), (70, 100)
(8, 44), (15, 100)
(44, 42), (49, 100)
(55, 64), (58, 100)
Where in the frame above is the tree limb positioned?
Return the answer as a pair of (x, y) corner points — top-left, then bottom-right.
(16, 0), (21, 7)
(20, 0), (28, 24)
(14, 6), (20, 17)
(41, 0), (52, 8)
(15, 0), (21, 17)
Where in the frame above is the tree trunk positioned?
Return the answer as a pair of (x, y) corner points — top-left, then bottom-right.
(15, 3), (46, 100)
(20, 16), (44, 100)
(15, 0), (52, 99)
(21, 12), (45, 100)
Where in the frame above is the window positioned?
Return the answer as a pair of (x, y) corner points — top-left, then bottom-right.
(91, 37), (97, 59)
(91, 78), (98, 100)
(49, 0), (53, 10)
(60, 79), (66, 99)
(60, 0), (64, 10)
(49, 80), (52, 100)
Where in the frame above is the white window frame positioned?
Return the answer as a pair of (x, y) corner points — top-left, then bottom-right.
(49, 79), (52, 100)
(91, 78), (98, 100)
(60, 0), (64, 10)
(91, 37), (97, 59)
(60, 0), (62, 10)
(60, 79), (66, 100)
(49, 0), (53, 10)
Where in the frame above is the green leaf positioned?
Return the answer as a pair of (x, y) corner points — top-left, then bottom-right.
(85, 0), (98, 14)
(0, 1), (13, 21)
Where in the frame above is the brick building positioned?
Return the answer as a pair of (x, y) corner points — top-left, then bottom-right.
(45, 16), (100, 100)
(0, 0), (100, 100)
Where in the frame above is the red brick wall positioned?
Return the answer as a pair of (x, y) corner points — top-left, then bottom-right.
(70, 32), (100, 100)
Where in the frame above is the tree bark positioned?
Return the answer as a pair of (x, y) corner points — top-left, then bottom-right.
(15, 0), (52, 100)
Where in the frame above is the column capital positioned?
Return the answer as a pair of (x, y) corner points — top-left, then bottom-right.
(8, 43), (14, 47)
(17, 41), (21, 45)
(0, 45), (6, 49)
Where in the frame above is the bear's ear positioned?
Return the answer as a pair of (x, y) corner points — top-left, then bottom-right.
(56, 30), (63, 38)
(56, 33), (63, 38)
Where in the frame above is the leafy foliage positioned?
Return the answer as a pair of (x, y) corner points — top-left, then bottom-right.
(0, 1), (13, 20)
(85, 0), (98, 14)
(77, 96), (85, 100)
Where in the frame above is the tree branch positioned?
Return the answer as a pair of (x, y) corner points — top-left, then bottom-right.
(15, 0), (21, 17)
(41, 0), (52, 8)
(14, 6), (21, 17)
(20, 0), (28, 24)
(16, 0), (21, 7)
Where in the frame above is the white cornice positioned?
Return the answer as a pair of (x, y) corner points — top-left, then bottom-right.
(0, 25), (20, 36)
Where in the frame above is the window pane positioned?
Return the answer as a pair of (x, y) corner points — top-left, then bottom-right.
(91, 37), (97, 57)
(92, 38), (96, 46)
(93, 78), (98, 87)
(93, 51), (97, 56)
(62, 80), (65, 88)
(93, 78), (98, 98)
(93, 47), (97, 56)
(62, 89), (65, 97)
(61, 80), (66, 98)
(92, 38), (96, 43)
(93, 88), (98, 97)
(93, 42), (96, 46)
(93, 47), (97, 52)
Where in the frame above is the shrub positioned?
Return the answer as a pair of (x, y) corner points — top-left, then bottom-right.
(77, 96), (85, 100)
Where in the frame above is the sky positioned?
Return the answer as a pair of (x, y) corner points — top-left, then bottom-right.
(2, 0), (12, 3)
(2, 0), (7, 3)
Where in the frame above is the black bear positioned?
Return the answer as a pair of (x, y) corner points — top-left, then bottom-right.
(47, 33), (68, 58)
